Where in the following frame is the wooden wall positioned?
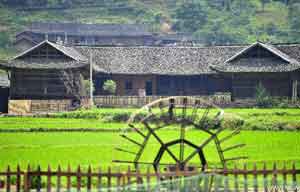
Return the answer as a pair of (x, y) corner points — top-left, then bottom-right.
(231, 72), (292, 98)
(10, 69), (84, 99)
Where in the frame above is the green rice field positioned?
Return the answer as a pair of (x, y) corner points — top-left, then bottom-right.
(1, 108), (300, 171)
(0, 130), (300, 170)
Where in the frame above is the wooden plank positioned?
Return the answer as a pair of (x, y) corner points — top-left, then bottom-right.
(87, 165), (92, 192)
(77, 166), (81, 192)
(67, 165), (71, 192)
(234, 164), (239, 192)
(263, 163), (268, 192)
(97, 167), (102, 192)
(47, 165), (51, 192)
(37, 165), (41, 192)
(6, 165), (11, 192)
(253, 163), (258, 192)
(243, 163), (248, 192)
(57, 165), (62, 192)
(16, 165), (21, 192)
(107, 167), (112, 192)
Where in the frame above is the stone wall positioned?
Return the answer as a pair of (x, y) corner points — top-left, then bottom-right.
(9, 99), (72, 114)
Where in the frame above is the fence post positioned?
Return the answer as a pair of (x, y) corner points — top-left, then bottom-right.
(292, 162), (297, 192)
(97, 167), (102, 192)
(253, 163), (258, 192)
(87, 165), (92, 192)
(283, 162), (287, 192)
(6, 165), (11, 192)
(233, 164), (239, 192)
(77, 165), (81, 192)
(243, 163), (248, 192)
(272, 163), (278, 192)
(223, 164), (229, 192)
(57, 165), (62, 192)
(16, 165), (21, 192)
(23, 165), (31, 192)
(47, 165), (51, 192)
(108, 167), (112, 192)
(146, 166), (151, 192)
(263, 162), (268, 192)
(66, 165), (71, 192)
(36, 165), (42, 192)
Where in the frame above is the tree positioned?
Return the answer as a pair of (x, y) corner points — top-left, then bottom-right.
(103, 80), (116, 95)
(173, 1), (208, 32)
(288, 0), (300, 42)
(260, 0), (271, 12)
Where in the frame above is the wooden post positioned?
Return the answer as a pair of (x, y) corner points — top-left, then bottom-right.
(146, 166), (151, 192)
(283, 162), (287, 192)
(23, 165), (31, 192)
(253, 163), (258, 192)
(47, 165), (51, 192)
(272, 163), (278, 192)
(6, 165), (11, 192)
(233, 164), (239, 192)
(87, 165), (92, 192)
(89, 52), (94, 107)
(16, 165), (21, 192)
(263, 162), (268, 192)
(107, 167), (112, 192)
(37, 165), (42, 192)
(292, 162), (297, 192)
(97, 167), (102, 192)
(57, 165), (62, 192)
(66, 165), (71, 192)
(243, 163), (248, 192)
(77, 165), (81, 192)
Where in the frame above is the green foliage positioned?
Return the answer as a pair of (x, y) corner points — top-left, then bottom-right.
(255, 83), (273, 107)
(172, 1), (208, 32)
(1, 130), (300, 170)
(103, 80), (116, 95)
(0, 0), (299, 56)
(83, 79), (94, 96)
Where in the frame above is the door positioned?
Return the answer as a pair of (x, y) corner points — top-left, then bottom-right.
(0, 88), (9, 113)
(146, 81), (153, 95)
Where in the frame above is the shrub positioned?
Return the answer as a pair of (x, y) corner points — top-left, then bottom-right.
(103, 80), (116, 95)
(255, 83), (273, 107)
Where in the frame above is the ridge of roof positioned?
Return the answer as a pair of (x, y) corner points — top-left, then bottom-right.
(225, 42), (296, 64)
(13, 40), (87, 62)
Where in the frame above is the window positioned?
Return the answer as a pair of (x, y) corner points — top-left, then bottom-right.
(125, 81), (133, 90)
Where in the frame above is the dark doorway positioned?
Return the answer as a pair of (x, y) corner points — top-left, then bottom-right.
(0, 88), (9, 113)
(146, 81), (153, 95)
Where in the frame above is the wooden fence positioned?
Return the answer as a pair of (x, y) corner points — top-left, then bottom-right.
(94, 94), (232, 107)
(0, 163), (299, 192)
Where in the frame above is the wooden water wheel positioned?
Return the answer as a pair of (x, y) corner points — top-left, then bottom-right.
(114, 96), (246, 172)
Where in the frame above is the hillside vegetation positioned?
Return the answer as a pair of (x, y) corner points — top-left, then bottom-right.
(0, 0), (300, 59)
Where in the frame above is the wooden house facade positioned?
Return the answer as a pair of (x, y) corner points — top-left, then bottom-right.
(79, 42), (300, 100)
(1, 41), (300, 113)
(14, 23), (157, 51)
(0, 41), (88, 101)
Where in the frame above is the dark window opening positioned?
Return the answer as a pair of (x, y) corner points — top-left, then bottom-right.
(125, 81), (133, 90)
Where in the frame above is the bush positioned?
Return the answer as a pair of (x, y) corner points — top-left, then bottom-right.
(103, 80), (116, 95)
(255, 83), (273, 107)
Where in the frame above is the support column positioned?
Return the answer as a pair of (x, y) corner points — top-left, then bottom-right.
(292, 79), (298, 102)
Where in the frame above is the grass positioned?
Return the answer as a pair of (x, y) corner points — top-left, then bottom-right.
(1, 108), (300, 131)
(0, 117), (125, 130)
(0, 130), (300, 171)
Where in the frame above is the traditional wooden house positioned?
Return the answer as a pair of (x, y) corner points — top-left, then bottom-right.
(1, 41), (300, 113)
(78, 42), (300, 100)
(14, 22), (157, 51)
(0, 40), (89, 113)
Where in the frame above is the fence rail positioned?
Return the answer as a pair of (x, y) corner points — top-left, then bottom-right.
(0, 163), (299, 192)
(94, 94), (231, 107)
